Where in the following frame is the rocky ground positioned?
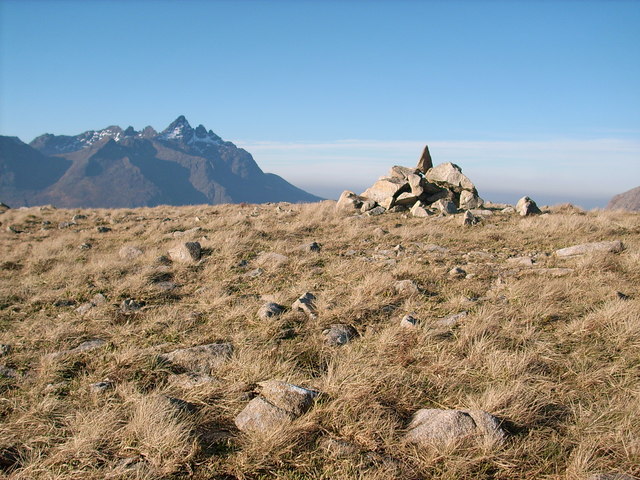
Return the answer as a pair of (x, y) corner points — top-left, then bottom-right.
(0, 200), (638, 479)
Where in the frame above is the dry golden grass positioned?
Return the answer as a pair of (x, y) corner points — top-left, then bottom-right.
(0, 201), (638, 479)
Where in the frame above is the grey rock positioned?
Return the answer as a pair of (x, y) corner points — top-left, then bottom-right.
(449, 267), (467, 278)
(400, 314), (419, 328)
(395, 192), (420, 206)
(462, 210), (479, 226)
(118, 245), (143, 260)
(255, 252), (289, 268)
(336, 190), (364, 211)
(365, 206), (386, 216)
(319, 436), (359, 457)
(96, 226), (111, 233)
(361, 177), (409, 204)
(0, 344), (11, 357)
(323, 324), (358, 346)
(235, 380), (319, 434)
(394, 279), (419, 295)
(0, 365), (18, 378)
(292, 292), (317, 319)
(555, 240), (624, 257)
(416, 145), (433, 173)
(73, 339), (107, 353)
(72, 214), (87, 221)
(120, 298), (144, 312)
(79, 242), (92, 250)
(58, 221), (75, 229)
(459, 190), (484, 209)
(172, 227), (201, 238)
(360, 200), (377, 213)
(405, 408), (505, 446)
(501, 206), (516, 214)
(506, 256), (534, 266)
(89, 380), (114, 393)
(168, 241), (202, 263)
(301, 241), (322, 252)
(389, 165), (419, 180)
(258, 302), (285, 319)
(410, 201), (431, 218)
(432, 199), (458, 215)
(244, 268), (264, 278)
(436, 311), (468, 327)
(425, 162), (475, 192)
(159, 343), (233, 374)
(515, 196), (541, 216)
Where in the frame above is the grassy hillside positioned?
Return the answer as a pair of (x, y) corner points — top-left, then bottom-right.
(0, 201), (638, 479)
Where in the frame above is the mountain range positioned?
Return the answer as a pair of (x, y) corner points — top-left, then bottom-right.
(0, 116), (322, 208)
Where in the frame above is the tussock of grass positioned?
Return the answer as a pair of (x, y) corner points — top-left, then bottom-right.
(0, 202), (638, 479)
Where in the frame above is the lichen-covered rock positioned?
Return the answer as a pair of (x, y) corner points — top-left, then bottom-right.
(258, 302), (285, 319)
(459, 190), (484, 210)
(323, 324), (358, 346)
(292, 292), (317, 319)
(405, 408), (505, 446)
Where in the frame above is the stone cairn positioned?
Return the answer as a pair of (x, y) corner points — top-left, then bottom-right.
(336, 145), (484, 217)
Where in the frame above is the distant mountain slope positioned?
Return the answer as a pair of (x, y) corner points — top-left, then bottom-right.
(0, 116), (322, 208)
(606, 186), (640, 211)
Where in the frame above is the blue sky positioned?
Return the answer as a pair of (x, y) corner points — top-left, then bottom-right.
(1, 0), (639, 207)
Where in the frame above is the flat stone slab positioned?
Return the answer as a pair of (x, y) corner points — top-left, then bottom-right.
(555, 240), (624, 257)
(159, 343), (233, 374)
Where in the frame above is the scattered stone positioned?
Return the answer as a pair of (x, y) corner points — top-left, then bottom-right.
(235, 380), (319, 434)
(319, 436), (359, 457)
(244, 268), (264, 278)
(323, 324), (358, 346)
(361, 177), (410, 205)
(91, 293), (107, 305)
(53, 299), (76, 307)
(394, 280), (419, 295)
(156, 255), (172, 265)
(506, 256), (534, 266)
(255, 252), (289, 268)
(79, 243), (92, 250)
(89, 380), (114, 393)
(400, 314), (419, 328)
(436, 311), (468, 327)
(462, 210), (479, 226)
(72, 214), (87, 221)
(172, 227), (201, 238)
(159, 343), (233, 374)
(0, 365), (18, 378)
(292, 292), (317, 319)
(416, 145), (433, 173)
(120, 298), (144, 312)
(118, 245), (143, 260)
(75, 293), (106, 314)
(555, 240), (624, 257)
(301, 241), (321, 252)
(405, 408), (505, 446)
(258, 302), (285, 319)
(449, 267), (467, 278)
(336, 190), (364, 211)
(58, 221), (75, 229)
(168, 241), (202, 263)
(0, 344), (10, 357)
(501, 206), (516, 214)
(365, 206), (386, 216)
(515, 196), (541, 216)
(96, 226), (112, 233)
(72, 339), (107, 353)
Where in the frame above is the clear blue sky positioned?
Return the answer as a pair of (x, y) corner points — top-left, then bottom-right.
(1, 0), (639, 207)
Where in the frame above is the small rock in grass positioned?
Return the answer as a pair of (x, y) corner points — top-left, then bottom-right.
(394, 279), (419, 295)
(96, 226), (112, 233)
(405, 408), (505, 447)
(515, 196), (541, 216)
(89, 380), (114, 394)
(168, 241), (201, 263)
(258, 302), (285, 319)
(119, 245), (143, 260)
(400, 314), (419, 328)
(0, 365), (18, 378)
(159, 343), (233, 374)
(436, 311), (468, 327)
(292, 292), (317, 319)
(462, 210), (479, 226)
(120, 299), (144, 312)
(244, 268), (263, 278)
(323, 324), (358, 346)
(301, 241), (322, 252)
(555, 240), (624, 257)
(449, 267), (467, 278)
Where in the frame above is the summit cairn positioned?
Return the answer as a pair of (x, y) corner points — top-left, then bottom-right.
(337, 145), (483, 216)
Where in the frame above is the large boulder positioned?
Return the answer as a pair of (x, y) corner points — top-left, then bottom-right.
(336, 190), (364, 211)
(425, 163), (475, 193)
(405, 408), (505, 446)
(168, 242), (201, 263)
(459, 190), (484, 210)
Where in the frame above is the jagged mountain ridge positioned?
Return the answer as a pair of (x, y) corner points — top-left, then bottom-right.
(0, 116), (321, 208)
